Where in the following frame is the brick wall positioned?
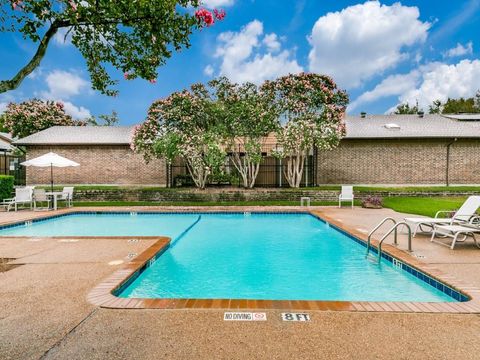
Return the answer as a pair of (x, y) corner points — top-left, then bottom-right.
(24, 138), (480, 186)
(317, 139), (480, 185)
(25, 145), (167, 185)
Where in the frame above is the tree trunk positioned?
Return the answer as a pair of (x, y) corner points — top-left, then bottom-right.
(231, 150), (260, 189)
(284, 152), (306, 188)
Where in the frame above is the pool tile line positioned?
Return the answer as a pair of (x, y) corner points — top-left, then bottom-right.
(2, 207), (479, 313)
(86, 232), (480, 313)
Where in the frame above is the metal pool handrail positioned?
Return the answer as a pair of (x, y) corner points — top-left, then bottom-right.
(377, 222), (412, 263)
(366, 217), (397, 257)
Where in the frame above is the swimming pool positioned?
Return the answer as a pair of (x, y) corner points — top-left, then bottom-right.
(0, 212), (463, 302)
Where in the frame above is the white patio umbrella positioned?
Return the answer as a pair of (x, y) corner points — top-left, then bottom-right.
(21, 152), (80, 192)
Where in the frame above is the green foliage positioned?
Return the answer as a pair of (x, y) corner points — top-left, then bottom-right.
(428, 100), (442, 114)
(0, 1), (223, 95)
(134, 84), (226, 189)
(0, 113), (8, 132)
(394, 102), (420, 114)
(209, 77), (278, 188)
(428, 92), (480, 114)
(442, 97), (480, 114)
(262, 73), (348, 187)
(87, 111), (120, 126)
(0, 175), (14, 201)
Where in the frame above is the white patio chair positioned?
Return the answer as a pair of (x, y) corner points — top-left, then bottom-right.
(59, 187), (74, 207)
(405, 196), (480, 237)
(1, 187), (34, 212)
(338, 186), (354, 208)
(430, 219), (480, 249)
(33, 188), (51, 211)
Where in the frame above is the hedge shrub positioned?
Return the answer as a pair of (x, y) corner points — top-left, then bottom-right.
(0, 175), (14, 201)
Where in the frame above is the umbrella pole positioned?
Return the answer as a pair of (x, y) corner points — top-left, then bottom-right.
(50, 164), (54, 193)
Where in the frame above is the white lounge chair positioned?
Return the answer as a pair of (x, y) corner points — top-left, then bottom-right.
(1, 187), (34, 212)
(59, 187), (74, 207)
(338, 186), (354, 208)
(430, 221), (480, 249)
(405, 196), (480, 237)
(33, 188), (51, 211)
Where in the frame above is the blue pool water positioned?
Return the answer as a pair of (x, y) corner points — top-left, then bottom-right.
(1, 212), (456, 302)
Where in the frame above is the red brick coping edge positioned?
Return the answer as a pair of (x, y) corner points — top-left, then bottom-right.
(2, 207), (479, 312)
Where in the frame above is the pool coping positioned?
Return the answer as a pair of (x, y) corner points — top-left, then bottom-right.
(3, 207), (480, 313)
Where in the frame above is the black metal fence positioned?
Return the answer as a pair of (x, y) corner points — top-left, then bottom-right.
(167, 154), (317, 188)
(0, 153), (26, 185)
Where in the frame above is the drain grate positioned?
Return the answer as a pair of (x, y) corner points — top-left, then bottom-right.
(126, 253), (138, 259)
(127, 239), (139, 243)
(0, 258), (21, 273)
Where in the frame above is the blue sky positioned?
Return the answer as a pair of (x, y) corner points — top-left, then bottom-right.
(1, 0), (479, 124)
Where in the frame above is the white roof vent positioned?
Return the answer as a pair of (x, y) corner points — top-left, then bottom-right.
(384, 123), (401, 130)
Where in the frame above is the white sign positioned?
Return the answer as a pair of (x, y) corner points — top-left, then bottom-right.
(224, 312), (267, 321)
(281, 313), (311, 322)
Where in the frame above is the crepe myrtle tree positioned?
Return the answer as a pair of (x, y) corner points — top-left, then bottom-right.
(210, 77), (278, 188)
(131, 85), (225, 189)
(0, 1), (226, 96)
(3, 98), (84, 138)
(262, 73), (348, 188)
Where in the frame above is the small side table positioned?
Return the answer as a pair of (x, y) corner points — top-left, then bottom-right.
(300, 197), (311, 207)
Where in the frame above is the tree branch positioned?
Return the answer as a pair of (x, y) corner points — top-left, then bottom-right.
(0, 23), (60, 93)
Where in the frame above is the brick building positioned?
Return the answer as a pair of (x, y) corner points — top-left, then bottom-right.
(14, 114), (480, 186)
(15, 126), (167, 185)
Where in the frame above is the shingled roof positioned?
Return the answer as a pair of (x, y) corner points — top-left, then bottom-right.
(12, 114), (480, 146)
(0, 132), (14, 151)
(344, 114), (480, 139)
(14, 126), (135, 145)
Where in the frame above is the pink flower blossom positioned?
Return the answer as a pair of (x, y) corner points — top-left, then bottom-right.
(195, 8), (215, 27)
(124, 72), (130, 80)
(214, 9), (226, 21)
(149, 79), (157, 84)
(11, 0), (22, 10)
(69, 0), (77, 11)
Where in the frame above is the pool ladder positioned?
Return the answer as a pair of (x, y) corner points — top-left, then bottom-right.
(366, 217), (412, 263)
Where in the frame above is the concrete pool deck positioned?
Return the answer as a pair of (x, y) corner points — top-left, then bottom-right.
(1, 206), (480, 359)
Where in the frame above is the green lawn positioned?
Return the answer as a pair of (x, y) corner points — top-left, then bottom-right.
(382, 197), (467, 217)
(73, 196), (470, 218)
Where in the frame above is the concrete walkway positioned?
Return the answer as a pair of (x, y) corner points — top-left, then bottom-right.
(0, 207), (479, 359)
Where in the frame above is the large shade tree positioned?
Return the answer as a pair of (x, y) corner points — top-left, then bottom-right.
(0, 1), (225, 95)
(262, 73), (348, 188)
(211, 77), (278, 188)
(131, 84), (225, 189)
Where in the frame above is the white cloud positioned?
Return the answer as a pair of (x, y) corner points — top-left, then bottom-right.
(443, 41), (473, 58)
(0, 102), (7, 114)
(263, 33), (281, 52)
(204, 65), (214, 76)
(213, 20), (303, 84)
(201, 0), (234, 7)
(352, 59), (480, 113)
(62, 101), (92, 119)
(43, 70), (89, 99)
(349, 71), (420, 111)
(53, 28), (72, 46)
(399, 60), (480, 109)
(308, 1), (430, 88)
